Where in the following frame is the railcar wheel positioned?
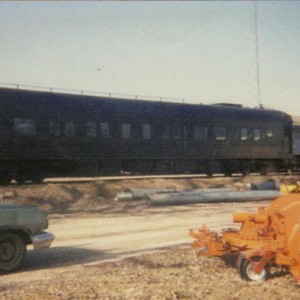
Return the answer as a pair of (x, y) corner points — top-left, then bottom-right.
(0, 233), (26, 273)
(31, 171), (45, 184)
(238, 255), (269, 281)
(32, 177), (44, 184)
(0, 164), (14, 185)
(15, 175), (26, 185)
(0, 175), (13, 185)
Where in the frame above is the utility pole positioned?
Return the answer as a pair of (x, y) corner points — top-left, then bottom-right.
(254, 0), (262, 108)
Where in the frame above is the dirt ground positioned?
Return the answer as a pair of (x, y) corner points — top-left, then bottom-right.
(1, 175), (300, 299)
(1, 247), (299, 300)
(0, 175), (280, 214)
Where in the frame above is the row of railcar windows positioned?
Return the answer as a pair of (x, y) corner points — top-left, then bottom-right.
(13, 118), (273, 142)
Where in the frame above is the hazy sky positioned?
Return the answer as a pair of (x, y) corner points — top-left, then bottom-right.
(1, 1), (300, 115)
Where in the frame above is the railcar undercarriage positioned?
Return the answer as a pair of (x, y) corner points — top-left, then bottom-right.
(0, 158), (292, 185)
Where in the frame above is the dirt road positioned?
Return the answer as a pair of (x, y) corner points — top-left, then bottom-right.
(1, 200), (265, 285)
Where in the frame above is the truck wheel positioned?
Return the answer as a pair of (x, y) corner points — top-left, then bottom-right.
(0, 233), (26, 273)
(238, 255), (269, 281)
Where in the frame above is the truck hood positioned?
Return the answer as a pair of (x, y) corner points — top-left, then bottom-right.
(0, 203), (48, 235)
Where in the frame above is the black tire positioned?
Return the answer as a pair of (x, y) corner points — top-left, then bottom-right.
(0, 233), (26, 273)
(238, 255), (270, 281)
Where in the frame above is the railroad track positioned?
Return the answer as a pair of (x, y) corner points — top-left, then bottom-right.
(5, 171), (297, 186)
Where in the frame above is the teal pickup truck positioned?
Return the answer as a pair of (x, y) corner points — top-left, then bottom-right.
(0, 203), (54, 273)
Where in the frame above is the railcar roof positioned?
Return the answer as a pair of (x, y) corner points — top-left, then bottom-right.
(0, 87), (290, 121)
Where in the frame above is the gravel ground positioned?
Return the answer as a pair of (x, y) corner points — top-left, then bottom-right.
(1, 248), (299, 300)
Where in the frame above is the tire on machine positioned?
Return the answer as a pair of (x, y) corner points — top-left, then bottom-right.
(237, 254), (270, 281)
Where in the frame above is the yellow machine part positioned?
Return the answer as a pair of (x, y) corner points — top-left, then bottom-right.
(190, 193), (300, 283)
(280, 180), (300, 195)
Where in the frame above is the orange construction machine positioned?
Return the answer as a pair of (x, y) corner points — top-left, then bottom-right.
(189, 194), (300, 283)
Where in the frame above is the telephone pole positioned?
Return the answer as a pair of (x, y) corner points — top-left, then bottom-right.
(254, 1), (262, 108)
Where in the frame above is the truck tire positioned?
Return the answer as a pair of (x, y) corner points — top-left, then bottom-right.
(0, 233), (26, 273)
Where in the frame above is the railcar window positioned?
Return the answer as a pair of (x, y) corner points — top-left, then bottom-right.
(100, 122), (110, 137)
(284, 126), (290, 136)
(241, 128), (248, 141)
(214, 127), (226, 141)
(162, 125), (171, 140)
(254, 129), (261, 141)
(122, 123), (131, 139)
(161, 125), (181, 140)
(193, 126), (207, 141)
(142, 124), (151, 140)
(64, 121), (75, 137)
(267, 129), (273, 140)
(172, 126), (181, 140)
(293, 130), (300, 154)
(14, 118), (36, 136)
(49, 121), (60, 136)
(87, 121), (96, 137)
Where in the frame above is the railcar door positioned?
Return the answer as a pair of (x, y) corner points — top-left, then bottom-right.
(284, 125), (292, 154)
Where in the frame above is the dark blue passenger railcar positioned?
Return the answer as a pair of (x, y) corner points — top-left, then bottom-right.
(0, 87), (293, 183)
